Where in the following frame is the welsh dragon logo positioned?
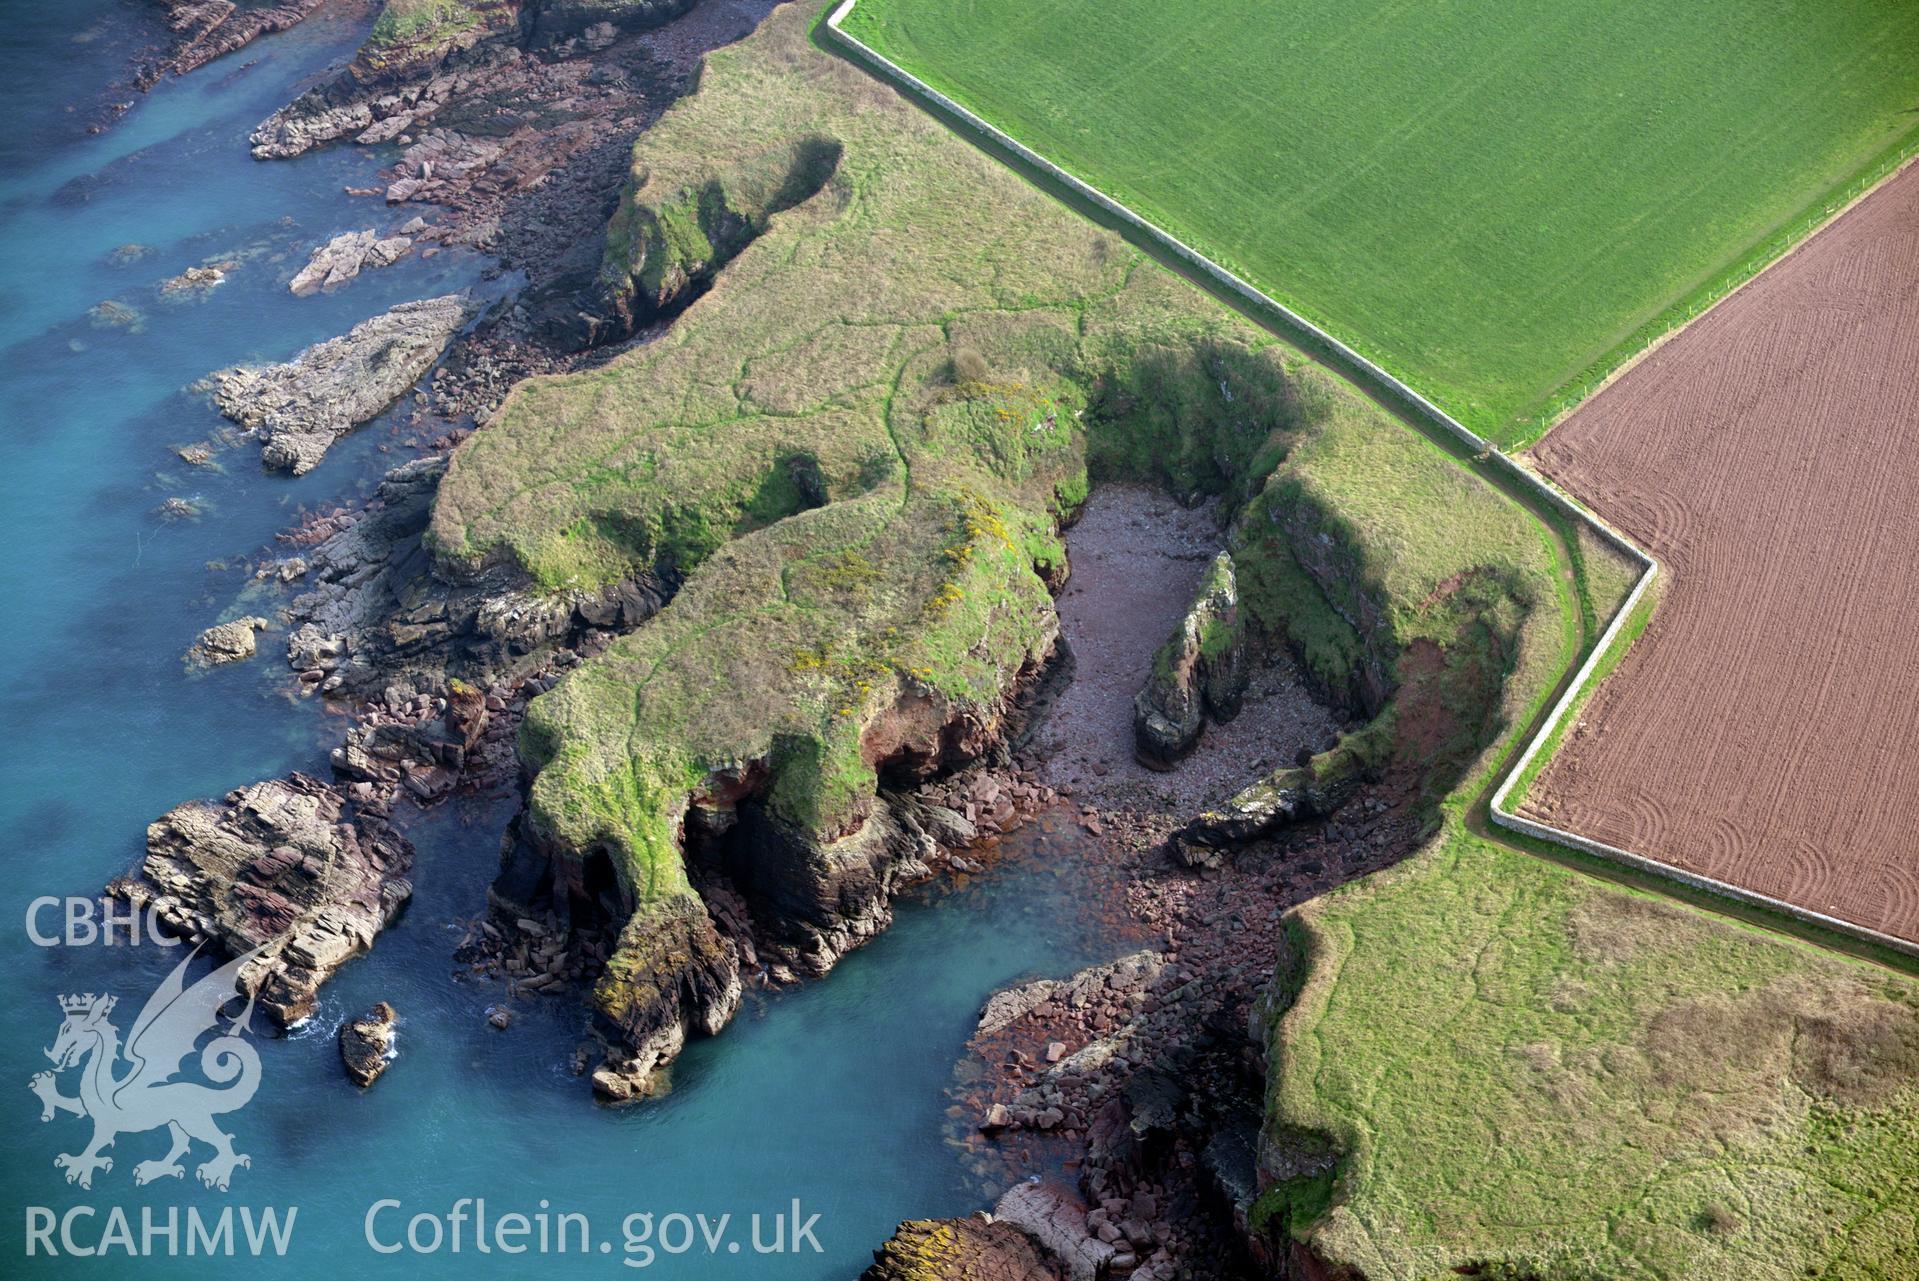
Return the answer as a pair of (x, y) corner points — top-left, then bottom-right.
(29, 944), (265, 1191)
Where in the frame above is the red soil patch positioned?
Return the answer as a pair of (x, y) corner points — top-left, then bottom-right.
(1528, 163), (1919, 946)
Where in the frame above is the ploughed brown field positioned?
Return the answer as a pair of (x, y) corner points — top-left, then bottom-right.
(1528, 163), (1919, 947)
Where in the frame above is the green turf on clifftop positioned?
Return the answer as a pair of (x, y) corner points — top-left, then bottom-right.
(842, 0), (1919, 443)
(429, 0), (1562, 1019)
(1266, 826), (1919, 1280)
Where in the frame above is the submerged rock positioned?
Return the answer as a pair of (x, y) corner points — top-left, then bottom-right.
(159, 263), (234, 299)
(87, 300), (145, 333)
(204, 293), (468, 474)
(1133, 552), (1246, 768)
(110, 773), (415, 1025)
(186, 616), (269, 667)
(861, 1216), (1061, 1281)
(340, 1001), (398, 1087)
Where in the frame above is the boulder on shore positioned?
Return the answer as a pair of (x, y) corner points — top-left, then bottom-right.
(186, 616), (269, 667)
(993, 1183), (1114, 1281)
(203, 294), (468, 474)
(1171, 741), (1368, 868)
(339, 1001), (399, 1087)
(1133, 552), (1246, 768)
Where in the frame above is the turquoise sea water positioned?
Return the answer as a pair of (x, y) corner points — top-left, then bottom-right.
(0, 7), (1115, 1275)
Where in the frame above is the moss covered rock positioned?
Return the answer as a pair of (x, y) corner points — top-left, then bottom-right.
(1134, 551), (1246, 768)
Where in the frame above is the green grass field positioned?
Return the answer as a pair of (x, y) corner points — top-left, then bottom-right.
(840, 0), (1919, 444)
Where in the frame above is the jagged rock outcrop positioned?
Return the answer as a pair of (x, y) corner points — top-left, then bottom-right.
(587, 894), (742, 1100)
(249, 1), (526, 159)
(861, 1216), (1061, 1281)
(133, 0), (330, 91)
(289, 229), (413, 295)
(186, 616), (269, 666)
(248, 0), (695, 162)
(203, 294), (468, 474)
(993, 1184), (1116, 1281)
(279, 456), (667, 697)
(722, 799), (941, 977)
(110, 774), (414, 1025)
(1134, 552), (1245, 768)
(339, 1001), (399, 1086)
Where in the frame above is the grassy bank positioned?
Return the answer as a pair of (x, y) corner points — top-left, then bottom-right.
(1268, 825), (1919, 1279)
(841, 0), (1919, 444)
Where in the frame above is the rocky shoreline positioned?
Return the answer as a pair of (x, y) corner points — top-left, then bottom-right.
(104, 0), (776, 1080)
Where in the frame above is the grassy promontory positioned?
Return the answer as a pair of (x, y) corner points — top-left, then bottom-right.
(429, 2), (1562, 1066)
(428, 4), (1919, 1270)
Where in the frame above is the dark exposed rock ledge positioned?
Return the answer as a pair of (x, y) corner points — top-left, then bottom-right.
(131, 0), (336, 92)
(247, 0), (697, 163)
(1134, 551), (1246, 769)
(110, 774), (414, 1026)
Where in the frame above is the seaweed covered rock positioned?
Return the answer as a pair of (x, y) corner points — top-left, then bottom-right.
(110, 774), (414, 1025)
(1133, 551), (1245, 767)
(862, 1216), (1061, 1281)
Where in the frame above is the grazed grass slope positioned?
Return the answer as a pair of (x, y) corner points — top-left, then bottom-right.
(842, 0), (1919, 443)
(1269, 827), (1919, 1280)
